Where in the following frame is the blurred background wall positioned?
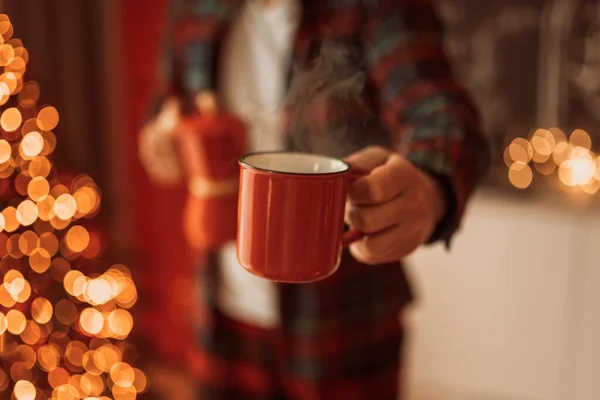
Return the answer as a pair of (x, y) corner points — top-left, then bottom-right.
(403, 1), (600, 399)
(2, 0), (599, 399)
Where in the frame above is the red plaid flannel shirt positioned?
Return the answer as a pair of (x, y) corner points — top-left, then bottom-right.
(153, 0), (490, 382)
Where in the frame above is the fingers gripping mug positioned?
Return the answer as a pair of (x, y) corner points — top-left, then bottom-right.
(236, 151), (364, 283)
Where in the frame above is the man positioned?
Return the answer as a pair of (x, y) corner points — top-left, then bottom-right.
(139, 0), (490, 398)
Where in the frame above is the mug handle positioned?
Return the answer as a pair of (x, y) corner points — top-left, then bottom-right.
(342, 167), (367, 247)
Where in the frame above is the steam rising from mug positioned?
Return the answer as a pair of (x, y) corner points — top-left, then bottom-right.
(283, 38), (390, 158)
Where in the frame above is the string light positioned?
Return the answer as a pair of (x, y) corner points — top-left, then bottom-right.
(505, 128), (599, 194)
(0, 13), (147, 398)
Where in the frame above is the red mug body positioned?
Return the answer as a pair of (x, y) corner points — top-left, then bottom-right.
(237, 152), (354, 283)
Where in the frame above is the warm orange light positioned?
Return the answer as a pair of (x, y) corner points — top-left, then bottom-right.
(10, 362), (32, 383)
(107, 309), (133, 339)
(570, 129), (592, 150)
(80, 308), (104, 335)
(0, 43), (14, 66)
(508, 162), (533, 189)
(559, 147), (596, 187)
(97, 344), (121, 372)
(0, 18), (144, 395)
(31, 297), (53, 324)
(18, 230), (38, 255)
(20, 131), (43, 158)
(64, 270), (84, 296)
(0, 311), (7, 334)
(37, 345), (60, 372)
(65, 340), (88, 367)
(16, 199), (38, 226)
(112, 385), (137, 400)
(2, 206), (19, 232)
(20, 320), (41, 345)
(83, 350), (106, 376)
(27, 176), (49, 201)
(110, 362), (135, 388)
(39, 232), (59, 256)
(28, 156), (51, 178)
(74, 187), (98, 215)
(65, 225), (90, 253)
(29, 247), (51, 273)
(6, 56), (26, 78)
(41, 130), (57, 155)
(36, 195), (55, 221)
(48, 367), (70, 388)
(581, 180), (600, 195)
(0, 71), (18, 94)
(36, 106), (59, 131)
(132, 368), (147, 393)
(0, 138), (10, 163)
(54, 193), (77, 220)
(4, 268), (23, 288)
(0, 284), (16, 307)
(85, 278), (113, 306)
(80, 372), (104, 396)
(508, 137), (533, 164)
(13, 380), (36, 400)
(115, 277), (138, 309)
(53, 384), (79, 400)
(6, 309), (26, 334)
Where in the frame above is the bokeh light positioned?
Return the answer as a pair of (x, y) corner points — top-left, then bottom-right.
(107, 309), (134, 339)
(13, 380), (36, 400)
(31, 297), (53, 324)
(508, 162), (533, 189)
(505, 127), (600, 195)
(29, 248), (51, 273)
(27, 176), (49, 202)
(79, 308), (103, 335)
(6, 309), (26, 334)
(37, 345), (60, 372)
(0, 311), (7, 334)
(0, 138), (11, 162)
(110, 362), (135, 388)
(16, 199), (37, 226)
(3, 206), (19, 232)
(0, 15), (143, 398)
(0, 106), (20, 131)
(53, 194), (77, 220)
(508, 138), (533, 164)
(570, 129), (592, 150)
(36, 106), (59, 131)
(20, 131), (43, 158)
(65, 225), (89, 253)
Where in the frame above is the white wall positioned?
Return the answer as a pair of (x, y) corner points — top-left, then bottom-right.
(403, 191), (600, 400)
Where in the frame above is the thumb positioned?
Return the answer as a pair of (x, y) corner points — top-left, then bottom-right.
(344, 146), (391, 173)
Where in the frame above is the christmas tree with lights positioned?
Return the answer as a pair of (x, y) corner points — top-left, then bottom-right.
(0, 13), (146, 400)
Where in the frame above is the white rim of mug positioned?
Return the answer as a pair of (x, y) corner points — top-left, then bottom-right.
(239, 151), (351, 176)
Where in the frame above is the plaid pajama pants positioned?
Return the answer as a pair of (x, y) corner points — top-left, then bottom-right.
(188, 307), (405, 400)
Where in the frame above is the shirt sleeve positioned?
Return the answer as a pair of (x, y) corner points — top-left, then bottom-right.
(149, 0), (224, 117)
(363, 0), (491, 248)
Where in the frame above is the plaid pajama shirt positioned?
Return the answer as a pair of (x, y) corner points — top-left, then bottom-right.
(152, 0), (490, 398)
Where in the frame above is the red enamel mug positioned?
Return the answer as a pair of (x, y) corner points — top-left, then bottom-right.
(236, 151), (364, 283)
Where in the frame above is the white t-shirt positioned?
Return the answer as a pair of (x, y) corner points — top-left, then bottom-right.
(216, 0), (301, 328)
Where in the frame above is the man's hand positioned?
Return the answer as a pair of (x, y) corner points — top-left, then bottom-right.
(138, 98), (184, 187)
(344, 146), (447, 265)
